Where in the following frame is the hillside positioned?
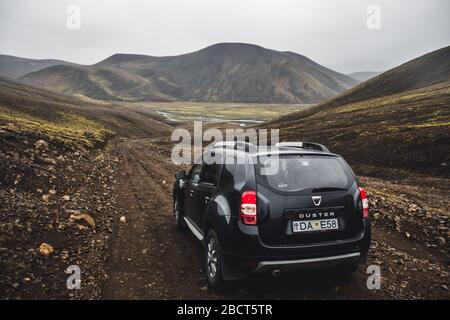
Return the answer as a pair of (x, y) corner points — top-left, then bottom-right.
(265, 46), (450, 177)
(0, 78), (172, 147)
(0, 54), (73, 79)
(19, 43), (358, 103)
(348, 71), (382, 82)
(0, 76), (177, 298)
(322, 45), (450, 110)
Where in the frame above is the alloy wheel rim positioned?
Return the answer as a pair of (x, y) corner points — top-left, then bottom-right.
(207, 237), (218, 279)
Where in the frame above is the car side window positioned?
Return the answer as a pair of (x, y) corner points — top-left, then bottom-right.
(189, 164), (203, 184)
(201, 163), (222, 186)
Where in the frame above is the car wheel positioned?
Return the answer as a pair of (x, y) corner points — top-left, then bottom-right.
(173, 196), (185, 231)
(205, 229), (223, 289)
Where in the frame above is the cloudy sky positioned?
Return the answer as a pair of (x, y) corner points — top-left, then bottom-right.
(0, 0), (448, 73)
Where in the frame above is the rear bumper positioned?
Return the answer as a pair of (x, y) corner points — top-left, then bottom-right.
(251, 252), (361, 274)
(219, 219), (371, 258)
(217, 219), (371, 280)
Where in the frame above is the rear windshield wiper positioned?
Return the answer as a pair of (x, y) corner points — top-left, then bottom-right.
(311, 187), (348, 193)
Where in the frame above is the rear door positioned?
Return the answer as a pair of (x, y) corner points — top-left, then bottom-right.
(256, 154), (363, 246)
(196, 163), (222, 227)
(183, 164), (203, 223)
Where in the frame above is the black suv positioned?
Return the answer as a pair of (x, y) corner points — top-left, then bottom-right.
(173, 141), (371, 288)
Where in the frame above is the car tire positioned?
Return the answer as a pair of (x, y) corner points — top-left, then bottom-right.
(205, 229), (223, 289)
(173, 196), (186, 231)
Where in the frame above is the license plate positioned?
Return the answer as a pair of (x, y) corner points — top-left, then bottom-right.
(292, 218), (339, 233)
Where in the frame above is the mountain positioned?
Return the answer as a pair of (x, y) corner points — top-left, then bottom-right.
(0, 54), (73, 79)
(322, 46), (450, 109)
(19, 43), (359, 103)
(348, 71), (382, 82)
(265, 46), (450, 177)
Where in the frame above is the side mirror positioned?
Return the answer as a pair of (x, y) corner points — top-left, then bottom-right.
(175, 170), (186, 180)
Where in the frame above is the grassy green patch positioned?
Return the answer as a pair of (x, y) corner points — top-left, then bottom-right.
(130, 101), (310, 122)
(0, 106), (112, 149)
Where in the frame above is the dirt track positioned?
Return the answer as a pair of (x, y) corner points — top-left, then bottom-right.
(101, 138), (449, 300)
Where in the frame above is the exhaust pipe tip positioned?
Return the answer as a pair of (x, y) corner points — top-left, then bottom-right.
(270, 269), (281, 278)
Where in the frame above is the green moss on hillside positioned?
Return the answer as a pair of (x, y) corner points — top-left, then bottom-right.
(0, 106), (112, 149)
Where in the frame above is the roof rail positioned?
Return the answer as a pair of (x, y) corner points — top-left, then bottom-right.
(213, 140), (257, 152)
(275, 141), (330, 152)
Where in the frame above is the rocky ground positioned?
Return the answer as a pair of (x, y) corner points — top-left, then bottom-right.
(362, 174), (449, 253)
(0, 128), (120, 299)
(1, 132), (449, 299)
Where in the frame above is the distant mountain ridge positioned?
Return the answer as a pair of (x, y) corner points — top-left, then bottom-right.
(0, 54), (73, 79)
(18, 43), (359, 103)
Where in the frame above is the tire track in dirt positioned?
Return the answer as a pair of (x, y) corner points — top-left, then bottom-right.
(102, 138), (449, 299)
(102, 139), (219, 299)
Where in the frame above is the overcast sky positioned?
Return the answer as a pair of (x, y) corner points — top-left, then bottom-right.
(0, 0), (448, 73)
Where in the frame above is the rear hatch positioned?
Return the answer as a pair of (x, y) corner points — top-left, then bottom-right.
(255, 154), (364, 246)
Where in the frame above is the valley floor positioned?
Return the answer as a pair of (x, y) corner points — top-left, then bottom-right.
(101, 138), (449, 300)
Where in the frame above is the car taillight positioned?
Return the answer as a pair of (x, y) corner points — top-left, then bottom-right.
(241, 191), (257, 225)
(358, 187), (369, 218)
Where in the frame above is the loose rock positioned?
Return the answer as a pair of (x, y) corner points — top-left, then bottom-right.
(34, 139), (48, 150)
(69, 213), (96, 228)
(39, 243), (54, 257)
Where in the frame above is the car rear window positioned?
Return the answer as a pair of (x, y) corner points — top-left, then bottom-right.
(256, 155), (353, 193)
